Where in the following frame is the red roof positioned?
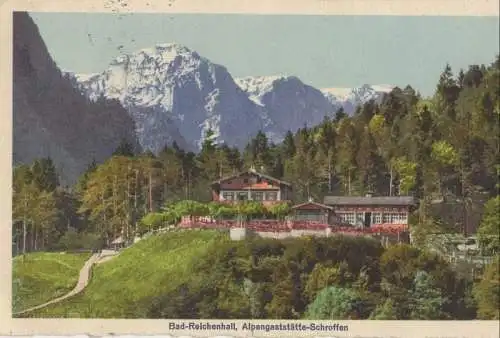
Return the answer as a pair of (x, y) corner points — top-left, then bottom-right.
(211, 169), (291, 187)
(292, 201), (334, 211)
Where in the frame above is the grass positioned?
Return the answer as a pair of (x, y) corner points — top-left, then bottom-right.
(23, 229), (226, 318)
(12, 251), (91, 314)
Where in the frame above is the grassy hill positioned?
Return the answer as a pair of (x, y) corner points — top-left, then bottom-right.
(13, 251), (91, 313)
(22, 230), (225, 318)
(15, 230), (479, 320)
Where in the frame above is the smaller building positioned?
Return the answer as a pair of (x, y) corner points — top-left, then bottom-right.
(323, 195), (416, 228)
(291, 199), (341, 225)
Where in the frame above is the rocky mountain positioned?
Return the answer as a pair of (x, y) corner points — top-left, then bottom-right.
(68, 44), (394, 153)
(13, 12), (140, 186)
(67, 44), (270, 153)
(64, 40), (396, 152)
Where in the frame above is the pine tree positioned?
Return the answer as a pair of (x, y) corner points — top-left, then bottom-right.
(356, 127), (384, 195)
(244, 130), (273, 172)
(282, 130), (296, 158)
(409, 271), (448, 320)
(197, 128), (219, 181)
(31, 157), (59, 192)
(113, 139), (135, 157)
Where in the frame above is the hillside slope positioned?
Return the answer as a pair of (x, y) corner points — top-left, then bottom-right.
(24, 231), (225, 318)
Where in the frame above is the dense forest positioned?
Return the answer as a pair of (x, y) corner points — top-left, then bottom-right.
(12, 56), (499, 254)
(142, 234), (497, 320)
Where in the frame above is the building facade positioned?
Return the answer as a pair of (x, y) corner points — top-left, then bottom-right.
(323, 195), (416, 228)
(291, 200), (344, 225)
(211, 167), (293, 205)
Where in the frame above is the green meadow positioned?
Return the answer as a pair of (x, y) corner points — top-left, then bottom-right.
(21, 230), (224, 318)
(12, 251), (91, 313)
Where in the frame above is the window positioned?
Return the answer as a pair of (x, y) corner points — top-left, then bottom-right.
(383, 213), (391, 223)
(222, 191), (234, 201)
(393, 212), (408, 224)
(346, 213), (356, 225)
(237, 191), (248, 201)
(226, 180), (232, 184)
(382, 213), (407, 224)
(339, 212), (356, 225)
(266, 191), (278, 201)
(296, 211), (321, 221)
(251, 191), (264, 201)
(372, 212), (382, 225)
(243, 178), (249, 184)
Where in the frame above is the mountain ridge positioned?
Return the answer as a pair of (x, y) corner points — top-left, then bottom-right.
(65, 43), (395, 153)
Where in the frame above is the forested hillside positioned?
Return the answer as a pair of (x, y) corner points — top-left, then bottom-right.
(19, 231), (499, 320)
(12, 56), (499, 254)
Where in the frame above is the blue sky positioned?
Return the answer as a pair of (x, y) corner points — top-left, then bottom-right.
(29, 13), (499, 97)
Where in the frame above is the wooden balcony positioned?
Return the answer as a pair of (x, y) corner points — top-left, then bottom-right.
(217, 199), (292, 206)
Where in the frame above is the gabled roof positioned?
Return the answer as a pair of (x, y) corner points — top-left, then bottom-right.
(292, 201), (334, 210)
(211, 169), (292, 187)
(323, 195), (416, 206)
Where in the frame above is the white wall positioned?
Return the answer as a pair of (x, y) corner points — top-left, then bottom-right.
(230, 227), (247, 240)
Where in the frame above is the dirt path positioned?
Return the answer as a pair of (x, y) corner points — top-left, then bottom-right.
(13, 250), (118, 315)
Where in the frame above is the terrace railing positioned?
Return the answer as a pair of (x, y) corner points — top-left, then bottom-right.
(178, 216), (409, 236)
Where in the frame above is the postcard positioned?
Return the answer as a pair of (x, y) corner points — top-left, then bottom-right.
(1, 0), (499, 337)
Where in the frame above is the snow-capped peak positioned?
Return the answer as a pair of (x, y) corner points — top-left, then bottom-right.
(235, 74), (293, 91)
(321, 87), (353, 101)
(370, 84), (395, 92)
(321, 84), (395, 113)
(234, 75), (301, 106)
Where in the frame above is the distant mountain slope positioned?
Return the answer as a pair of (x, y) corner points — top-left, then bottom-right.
(234, 75), (337, 133)
(13, 12), (140, 185)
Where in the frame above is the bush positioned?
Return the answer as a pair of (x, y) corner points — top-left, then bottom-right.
(57, 229), (81, 250)
(305, 286), (365, 319)
(369, 298), (398, 319)
(473, 257), (500, 320)
(56, 228), (103, 251)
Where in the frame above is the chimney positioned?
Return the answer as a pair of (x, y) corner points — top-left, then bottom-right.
(249, 165), (256, 173)
(308, 196), (314, 202)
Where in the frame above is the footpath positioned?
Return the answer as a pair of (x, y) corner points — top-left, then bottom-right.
(13, 250), (118, 315)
